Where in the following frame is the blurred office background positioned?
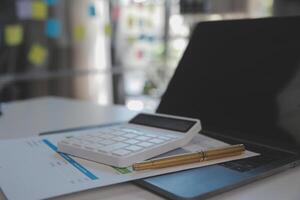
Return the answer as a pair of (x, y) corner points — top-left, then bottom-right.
(0, 0), (300, 111)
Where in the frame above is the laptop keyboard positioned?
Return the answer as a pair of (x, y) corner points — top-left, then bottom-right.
(219, 155), (278, 172)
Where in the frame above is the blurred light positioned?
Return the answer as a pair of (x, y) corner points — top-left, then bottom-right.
(125, 73), (145, 95)
(94, 0), (111, 105)
(172, 38), (187, 50)
(97, 91), (109, 105)
(207, 14), (223, 21)
(170, 14), (183, 26)
(133, 0), (147, 3)
(126, 100), (144, 111)
(169, 14), (189, 36)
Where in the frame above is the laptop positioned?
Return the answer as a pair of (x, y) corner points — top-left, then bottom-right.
(135, 16), (300, 200)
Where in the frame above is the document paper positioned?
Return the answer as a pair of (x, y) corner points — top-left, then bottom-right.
(0, 132), (258, 200)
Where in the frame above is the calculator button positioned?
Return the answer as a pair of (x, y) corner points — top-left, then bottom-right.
(70, 137), (81, 141)
(60, 140), (71, 145)
(112, 149), (131, 156)
(111, 130), (124, 136)
(71, 142), (82, 148)
(82, 134), (94, 138)
(88, 136), (101, 141)
(93, 132), (104, 136)
(136, 136), (151, 141)
(68, 138), (81, 143)
(137, 142), (155, 148)
(84, 139), (95, 144)
(144, 133), (157, 137)
(121, 128), (140, 134)
(125, 145), (143, 152)
(98, 134), (114, 139)
(98, 142), (128, 153)
(92, 143), (104, 149)
(84, 146), (95, 151)
(98, 139), (115, 145)
(96, 149), (107, 153)
(149, 138), (165, 144)
(113, 136), (127, 142)
(123, 133), (137, 138)
(124, 139), (139, 145)
(158, 136), (172, 140)
(129, 130), (143, 135)
(120, 127), (132, 132)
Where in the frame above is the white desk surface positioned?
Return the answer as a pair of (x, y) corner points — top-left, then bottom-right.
(1, 97), (300, 200)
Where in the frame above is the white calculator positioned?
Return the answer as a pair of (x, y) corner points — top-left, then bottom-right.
(57, 113), (201, 167)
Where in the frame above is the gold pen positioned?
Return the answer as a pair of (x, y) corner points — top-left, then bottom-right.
(133, 144), (245, 171)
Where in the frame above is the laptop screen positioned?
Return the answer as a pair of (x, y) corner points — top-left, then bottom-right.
(157, 16), (300, 149)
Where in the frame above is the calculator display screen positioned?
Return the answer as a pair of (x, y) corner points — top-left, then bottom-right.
(129, 114), (196, 132)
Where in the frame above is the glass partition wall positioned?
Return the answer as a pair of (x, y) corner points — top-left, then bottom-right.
(112, 0), (275, 111)
(0, 0), (113, 104)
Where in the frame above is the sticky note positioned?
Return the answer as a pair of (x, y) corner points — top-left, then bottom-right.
(127, 15), (134, 28)
(28, 44), (48, 65)
(16, 0), (32, 20)
(44, 0), (57, 6)
(112, 5), (120, 21)
(4, 25), (24, 46)
(73, 25), (85, 42)
(127, 36), (135, 44)
(148, 4), (155, 12)
(104, 24), (112, 37)
(147, 35), (155, 42)
(139, 34), (146, 41)
(45, 19), (60, 38)
(32, 1), (48, 20)
(136, 49), (144, 60)
(88, 4), (96, 16)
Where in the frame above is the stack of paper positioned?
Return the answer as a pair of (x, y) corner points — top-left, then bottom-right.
(0, 132), (258, 200)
